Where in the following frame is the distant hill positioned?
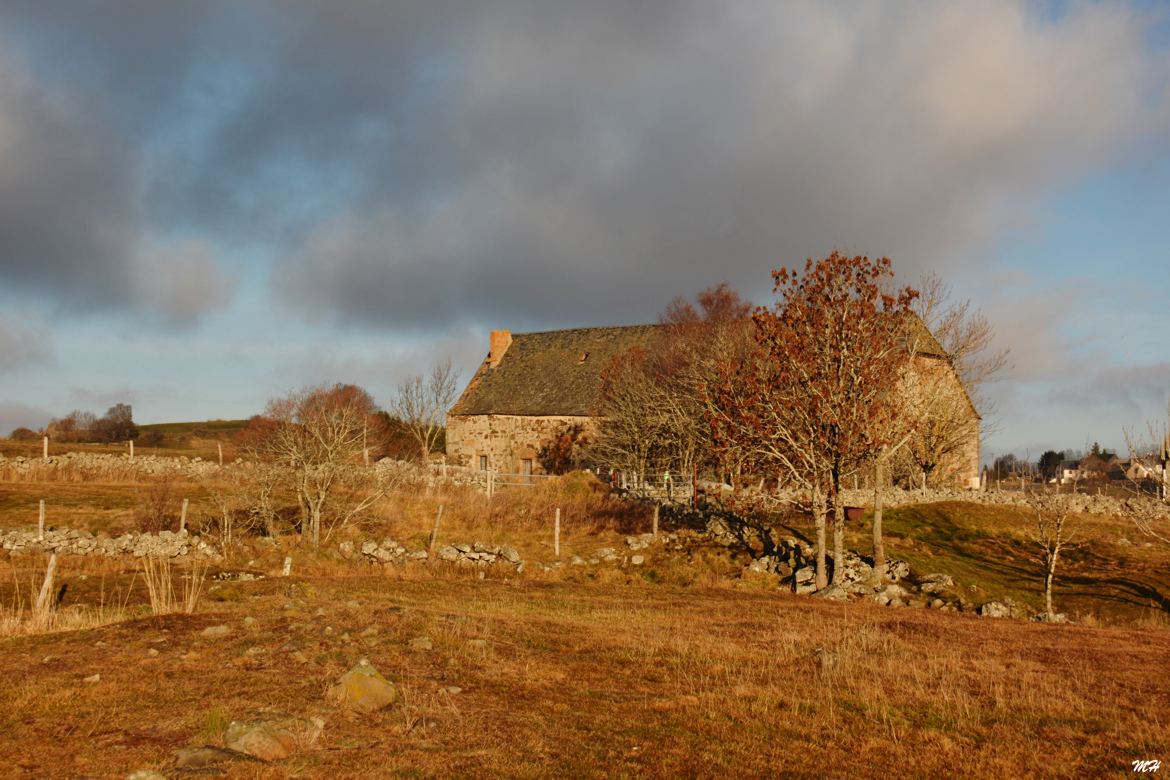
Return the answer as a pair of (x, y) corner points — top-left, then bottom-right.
(136, 419), (249, 438)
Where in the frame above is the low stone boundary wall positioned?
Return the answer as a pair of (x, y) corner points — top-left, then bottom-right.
(0, 527), (219, 558)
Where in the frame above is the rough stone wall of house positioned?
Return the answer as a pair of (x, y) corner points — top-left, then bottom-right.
(446, 414), (598, 474)
(909, 356), (981, 488)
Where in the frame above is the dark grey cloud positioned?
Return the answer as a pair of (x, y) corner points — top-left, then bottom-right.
(0, 42), (232, 323)
(1, 1), (1167, 331)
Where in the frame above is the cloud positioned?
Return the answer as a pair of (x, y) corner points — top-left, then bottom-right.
(1, 1), (1167, 333)
(0, 45), (233, 323)
(264, 1), (1170, 328)
(0, 317), (51, 367)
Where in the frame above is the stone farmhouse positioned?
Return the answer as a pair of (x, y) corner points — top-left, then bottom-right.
(446, 326), (655, 478)
(446, 322), (981, 487)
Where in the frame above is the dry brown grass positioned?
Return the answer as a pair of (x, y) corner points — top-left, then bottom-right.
(0, 573), (1165, 778)
(1, 556), (137, 638)
(141, 556), (209, 615)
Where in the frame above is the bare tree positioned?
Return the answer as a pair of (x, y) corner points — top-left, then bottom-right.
(252, 384), (392, 547)
(592, 347), (666, 487)
(1027, 494), (1077, 619)
(914, 272), (1010, 415)
(1122, 401), (1170, 543)
(391, 359), (460, 461)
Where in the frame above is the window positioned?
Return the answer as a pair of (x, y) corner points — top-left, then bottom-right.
(479, 455), (488, 471)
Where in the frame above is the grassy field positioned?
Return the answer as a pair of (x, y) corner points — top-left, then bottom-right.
(0, 570), (1166, 778)
(0, 419), (248, 461)
(1, 466), (1169, 777)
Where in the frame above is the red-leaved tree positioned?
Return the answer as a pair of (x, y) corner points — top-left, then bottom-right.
(708, 253), (917, 589)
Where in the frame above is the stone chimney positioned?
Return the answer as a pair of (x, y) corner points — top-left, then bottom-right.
(488, 329), (512, 368)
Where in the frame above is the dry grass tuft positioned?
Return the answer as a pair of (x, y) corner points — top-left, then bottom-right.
(140, 556), (208, 615)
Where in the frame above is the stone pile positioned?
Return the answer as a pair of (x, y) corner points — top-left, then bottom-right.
(0, 527), (219, 558)
(740, 535), (995, 613)
(340, 538), (525, 572)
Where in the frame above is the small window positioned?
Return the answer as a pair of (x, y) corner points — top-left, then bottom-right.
(479, 455), (488, 471)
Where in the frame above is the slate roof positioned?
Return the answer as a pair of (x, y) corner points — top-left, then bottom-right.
(450, 315), (950, 418)
(450, 324), (662, 417)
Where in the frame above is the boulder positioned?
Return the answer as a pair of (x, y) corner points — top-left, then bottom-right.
(812, 584), (850, 602)
(327, 660), (398, 712)
(224, 721), (298, 761)
(794, 566), (817, 595)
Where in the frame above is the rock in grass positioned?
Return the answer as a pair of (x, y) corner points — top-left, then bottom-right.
(978, 601), (1011, 619)
(84, 673), (101, 683)
(224, 722), (293, 761)
(125, 770), (168, 780)
(327, 660), (397, 712)
(173, 745), (256, 769)
(201, 624), (231, 639)
(409, 636), (433, 652)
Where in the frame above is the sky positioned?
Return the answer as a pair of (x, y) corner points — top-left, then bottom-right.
(0, 0), (1168, 465)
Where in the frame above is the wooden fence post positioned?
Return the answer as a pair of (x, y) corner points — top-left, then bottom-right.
(38, 499), (45, 540)
(652, 504), (659, 538)
(554, 507), (561, 558)
(35, 554), (57, 614)
(282, 556), (292, 577)
(428, 505), (445, 554)
(180, 499), (189, 533)
(129, 440), (134, 461)
(488, 470), (495, 499)
(42, 435), (48, 462)
(218, 442), (223, 467)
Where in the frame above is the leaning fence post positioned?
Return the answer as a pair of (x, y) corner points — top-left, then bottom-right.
(35, 553), (58, 615)
(38, 499), (45, 540)
(428, 505), (445, 553)
(217, 442), (223, 467)
(554, 507), (561, 559)
(180, 499), (189, 533)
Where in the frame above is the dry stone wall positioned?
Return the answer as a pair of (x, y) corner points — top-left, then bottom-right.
(0, 527), (219, 558)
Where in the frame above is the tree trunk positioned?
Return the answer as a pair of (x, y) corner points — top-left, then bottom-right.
(813, 487), (828, 590)
(831, 491), (845, 586)
(1045, 549), (1060, 617)
(872, 456), (886, 585)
